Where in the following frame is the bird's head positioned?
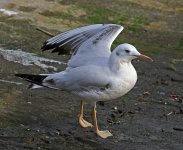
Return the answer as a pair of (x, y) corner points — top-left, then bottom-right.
(114, 43), (153, 62)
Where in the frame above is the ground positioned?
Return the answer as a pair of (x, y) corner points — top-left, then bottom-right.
(0, 0), (183, 149)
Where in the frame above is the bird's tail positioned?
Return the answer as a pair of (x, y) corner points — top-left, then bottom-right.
(15, 74), (48, 89)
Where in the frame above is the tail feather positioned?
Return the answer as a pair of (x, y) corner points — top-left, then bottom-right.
(15, 74), (48, 88)
(28, 84), (43, 89)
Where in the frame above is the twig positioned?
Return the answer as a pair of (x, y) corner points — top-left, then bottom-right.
(166, 111), (173, 116)
(36, 27), (54, 37)
(173, 127), (183, 131)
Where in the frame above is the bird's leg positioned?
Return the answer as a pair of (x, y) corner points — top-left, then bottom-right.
(79, 100), (93, 128)
(93, 102), (113, 138)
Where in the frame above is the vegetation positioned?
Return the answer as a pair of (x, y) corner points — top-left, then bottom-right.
(0, 0), (182, 56)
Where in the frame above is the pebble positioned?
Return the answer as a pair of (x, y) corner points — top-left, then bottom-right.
(143, 91), (150, 96)
(157, 91), (165, 95)
(113, 106), (118, 110)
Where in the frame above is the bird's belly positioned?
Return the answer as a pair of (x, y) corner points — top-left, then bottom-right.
(72, 79), (136, 103)
(72, 89), (114, 102)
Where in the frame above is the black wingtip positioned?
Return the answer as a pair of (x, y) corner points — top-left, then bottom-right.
(41, 41), (49, 51)
(41, 42), (59, 52)
(15, 74), (47, 83)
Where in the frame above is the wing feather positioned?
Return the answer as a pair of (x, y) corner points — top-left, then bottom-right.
(42, 24), (123, 56)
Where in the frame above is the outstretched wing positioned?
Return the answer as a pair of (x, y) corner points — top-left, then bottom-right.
(42, 24), (123, 67)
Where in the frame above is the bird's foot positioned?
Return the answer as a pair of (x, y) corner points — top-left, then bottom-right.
(79, 117), (93, 128)
(95, 130), (113, 139)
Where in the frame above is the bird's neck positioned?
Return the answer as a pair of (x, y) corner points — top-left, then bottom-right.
(108, 52), (133, 74)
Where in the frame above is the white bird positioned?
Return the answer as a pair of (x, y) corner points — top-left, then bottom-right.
(16, 24), (153, 138)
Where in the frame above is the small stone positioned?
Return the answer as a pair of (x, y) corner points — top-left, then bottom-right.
(114, 120), (121, 124)
(113, 106), (117, 110)
(55, 131), (60, 136)
(158, 91), (165, 95)
(20, 124), (25, 127)
(143, 91), (150, 96)
(45, 136), (49, 139)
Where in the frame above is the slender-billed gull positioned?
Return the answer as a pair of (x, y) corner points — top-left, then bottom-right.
(16, 24), (152, 138)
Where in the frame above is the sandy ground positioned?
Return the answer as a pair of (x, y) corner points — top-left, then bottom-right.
(0, 0), (183, 149)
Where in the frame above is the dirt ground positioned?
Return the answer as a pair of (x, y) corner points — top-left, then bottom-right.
(0, 0), (183, 150)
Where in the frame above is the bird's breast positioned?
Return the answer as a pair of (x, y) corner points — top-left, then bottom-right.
(110, 64), (137, 98)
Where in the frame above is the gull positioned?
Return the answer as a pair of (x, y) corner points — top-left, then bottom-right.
(16, 24), (152, 138)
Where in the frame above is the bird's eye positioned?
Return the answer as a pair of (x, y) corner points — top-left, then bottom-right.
(125, 50), (130, 53)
